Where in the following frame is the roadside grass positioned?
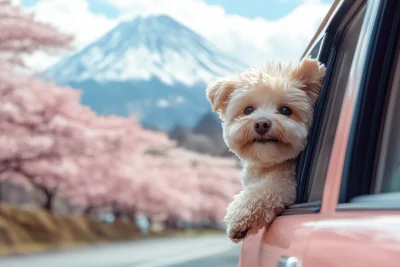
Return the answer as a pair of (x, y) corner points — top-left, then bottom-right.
(0, 204), (223, 256)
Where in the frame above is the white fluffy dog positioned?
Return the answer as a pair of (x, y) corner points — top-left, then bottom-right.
(206, 58), (325, 243)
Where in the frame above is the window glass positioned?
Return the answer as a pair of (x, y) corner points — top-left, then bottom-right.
(374, 43), (400, 193)
(307, 6), (367, 202)
(309, 36), (324, 59)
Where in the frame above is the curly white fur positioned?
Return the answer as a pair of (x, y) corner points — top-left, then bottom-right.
(206, 57), (325, 243)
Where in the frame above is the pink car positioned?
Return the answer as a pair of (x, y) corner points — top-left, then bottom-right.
(239, 0), (400, 266)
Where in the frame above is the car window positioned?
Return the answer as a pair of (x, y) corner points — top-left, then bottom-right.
(307, 5), (367, 202)
(373, 43), (400, 194)
(308, 36), (324, 59)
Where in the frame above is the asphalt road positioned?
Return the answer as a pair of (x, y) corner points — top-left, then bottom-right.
(0, 235), (241, 267)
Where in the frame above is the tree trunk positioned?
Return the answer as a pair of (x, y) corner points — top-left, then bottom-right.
(42, 188), (55, 212)
(114, 209), (122, 220)
(148, 217), (153, 228)
(208, 218), (219, 230)
(127, 208), (137, 224)
(11, 165), (56, 212)
(0, 180), (3, 202)
(165, 215), (179, 229)
(112, 202), (123, 220)
(84, 206), (94, 216)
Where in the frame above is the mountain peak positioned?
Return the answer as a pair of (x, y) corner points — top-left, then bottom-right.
(136, 14), (180, 25)
(121, 14), (186, 35)
(43, 15), (247, 132)
(45, 14), (246, 86)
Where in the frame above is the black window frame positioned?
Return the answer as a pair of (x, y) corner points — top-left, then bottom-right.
(305, 2), (368, 204)
(337, 0), (400, 210)
(283, 0), (369, 215)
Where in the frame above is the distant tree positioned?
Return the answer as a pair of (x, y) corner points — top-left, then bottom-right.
(67, 133), (175, 218)
(0, 74), (141, 210)
(0, 0), (72, 70)
(135, 147), (241, 228)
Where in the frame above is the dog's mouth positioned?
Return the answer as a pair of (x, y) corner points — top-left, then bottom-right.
(253, 137), (279, 144)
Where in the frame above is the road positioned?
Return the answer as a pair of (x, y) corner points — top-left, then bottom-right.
(0, 235), (241, 267)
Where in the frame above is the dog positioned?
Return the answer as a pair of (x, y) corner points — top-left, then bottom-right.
(206, 57), (325, 243)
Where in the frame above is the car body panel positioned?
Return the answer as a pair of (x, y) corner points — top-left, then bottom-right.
(239, 215), (320, 267)
(303, 212), (400, 267)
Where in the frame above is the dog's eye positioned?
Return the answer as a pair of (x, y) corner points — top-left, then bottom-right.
(279, 106), (292, 116)
(244, 106), (254, 115)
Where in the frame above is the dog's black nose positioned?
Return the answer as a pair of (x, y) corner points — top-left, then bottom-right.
(254, 119), (271, 135)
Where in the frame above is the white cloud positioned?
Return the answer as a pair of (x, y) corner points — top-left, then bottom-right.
(106, 0), (331, 65)
(22, 0), (331, 71)
(22, 0), (117, 71)
(156, 99), (170, 108)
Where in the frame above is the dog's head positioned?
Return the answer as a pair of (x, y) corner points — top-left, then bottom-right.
(206, 58), (326, 165)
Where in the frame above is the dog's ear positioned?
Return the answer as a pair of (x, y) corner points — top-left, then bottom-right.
(291, 57), (326, 104)
(206, 77), (237, 118)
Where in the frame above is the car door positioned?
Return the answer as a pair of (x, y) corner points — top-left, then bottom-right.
(302, 0), (400, 266)
(239, 1), (370, 266)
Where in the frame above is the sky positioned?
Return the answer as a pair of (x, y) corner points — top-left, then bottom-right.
(17, 0), (334, 71)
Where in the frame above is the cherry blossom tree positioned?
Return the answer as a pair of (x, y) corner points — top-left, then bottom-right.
(0, 74), (136, 210)
(0, 0), (72, 70)
(178, 149), (241, 225)
(0, 67), (178, 213)
(0, 1), (140, 211)
(0, 0), (73, 207)
(65, 132), (175, 217)
(131, 147), (241, 228)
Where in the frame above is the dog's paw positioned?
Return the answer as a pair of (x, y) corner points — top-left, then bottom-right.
(223, 190), (281, 243)
(228, 227), (250, 243)
(223, 195), (258, 243)
(225, 213), (258, 243)
(224, 206), (277, 243)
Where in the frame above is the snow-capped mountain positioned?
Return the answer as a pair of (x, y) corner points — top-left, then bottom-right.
(45, 15), (247, 131)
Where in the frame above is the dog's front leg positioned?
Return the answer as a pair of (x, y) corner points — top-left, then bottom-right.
(223, 185), (286, 243)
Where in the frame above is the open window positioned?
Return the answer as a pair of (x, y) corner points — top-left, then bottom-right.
(289, 1), (367, 212)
